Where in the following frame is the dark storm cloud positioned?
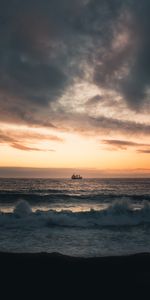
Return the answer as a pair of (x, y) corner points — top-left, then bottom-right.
(0, 0), (150, 128)
(119, 1), (150, 109)
(0, 0), (86, 125)
(90, 0), (150, 110)
(0, 9), (67, 101)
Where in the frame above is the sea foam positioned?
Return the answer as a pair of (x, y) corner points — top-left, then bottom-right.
(0, 199), (150, 228)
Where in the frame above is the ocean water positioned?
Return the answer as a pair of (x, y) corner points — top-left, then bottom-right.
(0, 178), (150, 256)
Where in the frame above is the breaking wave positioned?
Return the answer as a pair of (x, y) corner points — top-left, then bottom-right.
(1, 199), (150, 228)
(14, 199), (32, 217)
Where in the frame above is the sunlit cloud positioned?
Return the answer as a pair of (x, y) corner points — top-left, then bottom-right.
(102, 139), (150, 150)
(0, 127), (63, 151)
(137, 149), (150, 154)
(11, 142), (55, 152)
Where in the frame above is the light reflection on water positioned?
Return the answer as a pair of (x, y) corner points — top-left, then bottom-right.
(0, 203), (108, 213)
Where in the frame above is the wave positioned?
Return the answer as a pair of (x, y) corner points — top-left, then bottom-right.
(1, 192), (150, 205)
(1, 199), (150, 228)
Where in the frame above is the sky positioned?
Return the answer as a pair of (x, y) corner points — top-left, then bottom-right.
(0, 0), (150, 177)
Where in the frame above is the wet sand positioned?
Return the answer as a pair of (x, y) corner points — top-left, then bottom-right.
(1, 252), (150, 298)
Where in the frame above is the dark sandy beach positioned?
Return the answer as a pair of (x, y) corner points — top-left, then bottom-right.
(1, 252), (150, 298)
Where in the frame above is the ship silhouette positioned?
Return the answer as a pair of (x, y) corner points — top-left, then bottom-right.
(71, 174), (82, 179)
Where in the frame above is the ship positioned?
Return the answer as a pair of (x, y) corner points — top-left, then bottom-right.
(71, 174), (82, 179)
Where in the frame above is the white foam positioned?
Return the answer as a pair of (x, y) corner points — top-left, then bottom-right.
(0, 198), (150, 228)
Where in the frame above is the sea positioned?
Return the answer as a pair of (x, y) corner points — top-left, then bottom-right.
(0, 178), (150, 257)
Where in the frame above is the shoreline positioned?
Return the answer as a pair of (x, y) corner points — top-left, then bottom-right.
(1, 252), (150, 277)
(1, 251), (150, 297)
(1, 249), (150, 258)
(1, 250), (150, 266)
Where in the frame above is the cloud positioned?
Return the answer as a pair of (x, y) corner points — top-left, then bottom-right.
(88, 115), (150, 136)
(102, 139), (150, 150)
(11, 142), (54, 151)
(0, 128), (63, 151)
(0, 129), (63, 142)
(90, 1), (150, 111)
(0, 131), (15, 143)
(85, 95), (102, 106)
(120, 1), (150, 109)
(137, 149), (150, 154)
(13, 131), (63, 142)
(0, 0), (87, 126)
(0, 0), (150, 133)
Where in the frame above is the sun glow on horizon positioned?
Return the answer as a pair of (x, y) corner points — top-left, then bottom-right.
(1, 122), (150, 175)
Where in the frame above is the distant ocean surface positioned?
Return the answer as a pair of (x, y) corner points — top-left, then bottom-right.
(0, 178), (150, 256)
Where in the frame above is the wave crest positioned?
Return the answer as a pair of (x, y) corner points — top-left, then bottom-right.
(14, 199), (32, 217)
(0, 199), (150, 228)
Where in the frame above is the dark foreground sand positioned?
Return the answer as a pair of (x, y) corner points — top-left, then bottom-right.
(1, 252), (150, 298)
